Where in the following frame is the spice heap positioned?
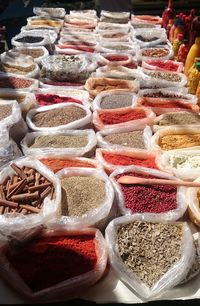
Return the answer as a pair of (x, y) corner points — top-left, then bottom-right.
(116, 172), (177, 213)
(100, 94), (133, 109)
(138, 97), (197, 111)
(30, 135), (88, 149)
(61, 176), (106, 216)
(15, 36), (44, 43)
(168, 153), (200, 169)
(141, 48), (169, 57)
(35, 94), (82, 106)
(98, 109), (146, 125)
(5, 233), (97, 292)
(103, 130), (145, 149)
(0, 163), (54, 215)
(17, 48), (44, 58)
(117, 221), (183, 287)
(31, 106), (86, 127)
(159, 133), (200, 150)
(143, 60), (182, 72)
(0, 76), (34, 89)
(156, 112), (200, 126)
(144, 70), (182, 82)
(0, 104), (12, 121)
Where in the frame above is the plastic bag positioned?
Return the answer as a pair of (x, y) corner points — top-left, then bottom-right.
(96, 125), (153, 151)
(131, 14), (162, 25)
(97, 53), (133, 67)
(137, 45), (174, 62)
(96, 22), (131, 33)
(55, 44), (96, 55)
(55, 168), (115, 229)
(92, 107), (156, 133)
(39, 78), (85, 89)
(0, 73), (39, 91)
(27, 16), (63, 29)
(0, 100), (21, 128)
(96, 41), (138, 55)
(26, 103), (92, 132)
(21, 129), (97, 158)
(142, 59), (183, 73)
(132, 28), (167, 48)
(64, 15), (97, 29)
(58, 33), (97, 45)
(0, 226), (107, 302)
(0, 156), (61, 235)
(93, 65), (139, 80)
(0, 140), (22, 171)
(109, 165), (188, 221)
(101, 11), (130, 20)
(70, 9), (97, 18)
(187, 177), (200, 227)
(91, 91), (137, 111)
(98, 31), (131, 43)
(33, 7), (66, 18)
(12, 46), (49, 65)
(105, 214), (195, 299)
(11, 30), (57, 48)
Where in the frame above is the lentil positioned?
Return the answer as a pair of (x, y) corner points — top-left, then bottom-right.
(145, 71), (182, 82)
(117, 221), (182, 287)
(157, 112), (200, 126)
(40, 158), (95, 173)
(30, 135), (88, 149)
(142, 48), (169, 57)
(159, 133), (200, 150)
(6, 233), (97, 292)
(0, 76), (33, 89)
(61, 176), (106, 216)
(104, 130), (145, 149)
(116, 172), (177, 213)
(35, 94), (82, 106)
(15, 36), (44, 43)
(100, 94), (133, 109)
(32, 106), (86, 128)
(0, 104), (12, 120)
(99, 109), (146, 125)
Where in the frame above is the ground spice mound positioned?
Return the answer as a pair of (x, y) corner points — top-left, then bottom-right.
(117, 221), (182, 287)
(140, 97), (194, 109)
(104, 130), (145, 149)
(0, 104), (12, 120)
(32, 106), (86, 127)
(6, 234), (97, 292)
(103, 152), (157, 169)
(157, 112), (200, 126)
(100, 94), (133, 109)
(30, 135), (88, 148)
(61, 176), (106, 216)
(40, 158), (95, 173)
(116, 172), (177, 213)
(159, 133), (200, 150)
(99, 109), (146, 125)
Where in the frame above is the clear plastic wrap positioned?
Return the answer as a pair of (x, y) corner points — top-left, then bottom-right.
(100, 11), (130, 20)
(105, 214), (195, 299)
(21, 129), (97, 158)
(109, 166), (188, 221)
(0, 226), (107, 302)
(132, 28), (167, 48)
(131, 14), (163, 25)
(55, 168), (115, 229)
(64, 15), (97, 29)
(33, 7), (66, 18)
(55, 44), (96, 55)
(26, 103), (92, 132)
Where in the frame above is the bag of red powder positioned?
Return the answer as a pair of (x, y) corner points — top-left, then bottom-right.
(110, 165), (188, 221)
(0, 226), (108, 302)
(93, 107), (156, 133)
(105, 214), (195, 299)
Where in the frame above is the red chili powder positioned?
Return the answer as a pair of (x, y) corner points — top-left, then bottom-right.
(116, 172), (177, 213)
(6, 234), (97, 292)
(146, 60), (179, 71)
(103, 152), (158, 169)
(105, 55), (128, 62)
(99, 109), (146, 125)
(40, 158), (96, 173)
(35, 94), (82, 106)
(141, 98), (193, 109)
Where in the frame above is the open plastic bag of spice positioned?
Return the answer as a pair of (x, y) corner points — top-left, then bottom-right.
(55, 43), (96, 55)
(187, 179), (200, 227)
(64, 15), (97, 29)
(96, 22), (131, 33)
(92, 106), (156, 133)
(70, 9), (97, 18)
(58, 32), (97, 46)
(11, 30), (57, 48)
(132, 28), (167, 48)
(156, 149), (200, 181)
(98, 31), (131, 43)
(27, 16), (63, 30)
(26, 103), (92, 132)
(137, 45), (174, 62)
(95, 148), (162, 174)
(91, 91), (137, 111)
(96, 41), (138, 56)
(142, 59), (183, 73)
(109, 165), (188, 221)
(0, 156), (61, 235)
(39, 78), (85, 89)
(105, 214), (195, 300)
(96, 53), (133, 67)
(0, 100), (21, 128)
(0, 226), (107, 302)
(21, 129), (97, 158)
(93, 65), (139, 80)
(9, 46), (49, 65)
(55, 168), (115, 229)
(33, 7), (66, 18)
(0, 73), (39, 91)
(151, 126), (200, 152)
(96, 125), (152, 151)
(131, 14), (162, 25)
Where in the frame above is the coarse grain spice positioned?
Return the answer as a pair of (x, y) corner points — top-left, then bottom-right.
(159, 133), (200, 150)
(99, 109), (146, 125)
(146, 71), (181, 82)
(6, 233), (97, 292)
(143, 92), (191, 99)
(157, 112), (200, 126)
(0, 76), (33, 89)
(100, 94), (133, 109)
(142, 48), (169, 57)
(136, 35), (158, 42)
(30, 135), (88, 149)
(40, 158), (96, 173)
(0, 104), (12, 120)
(104, 130), (145, 149)
(32, 106), (86, 127)
(117, 221), (183, 287)
(15, 36), (44, 43)
(116, 172), (177, 213)
(61, 176), (106, 216)
(19, 48), (44, 58)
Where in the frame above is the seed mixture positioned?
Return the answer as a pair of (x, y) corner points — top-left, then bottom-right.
(142, 48), (169, 57)
(145, 71), (182, 82)
(117, 221), (183, 287)
(30, 135), (88, 148)
(61, 176), (106, 216)
(15, 36), (44, 43)
(104, 130), (145, 149)
(31, 106), (86, 127)
(157, 112), (200, 126)
(100, 94), (133, 109)
(0, 104), (12, 120)
(159, 133), (200, 150)
(18, 48), (44, 58)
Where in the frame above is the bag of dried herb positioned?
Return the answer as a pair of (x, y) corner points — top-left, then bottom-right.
(26, 103), (92, 132)
(21, 130), (97, 158)
(56, 168), (115, 229)
(105, 214), (195, 299)
(110, 165), (188, 221)
(96, 125), (152, 151)
(0, 226), (107, 302)
(0, 157), (61, 236)
(93, 107), (156, 133)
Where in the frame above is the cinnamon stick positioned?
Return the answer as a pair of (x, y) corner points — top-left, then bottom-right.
(29, 182), (52, 193)
(11, 163), (27, 180)
(0, 199), (18, 209)
(7, 179), (27, 199)
(40, 186), (51, 201)
(19, 204), (40, 213)
(11, 191), (39, 202)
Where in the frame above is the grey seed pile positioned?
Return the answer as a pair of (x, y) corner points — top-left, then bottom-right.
(100, 94), (133, 109)
(30, 135), (88, 148)
(104, 130), (145, 149)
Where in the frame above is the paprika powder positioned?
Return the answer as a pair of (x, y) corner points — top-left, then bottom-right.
(35, 94), (82, 106)
(99, 109), (146, 125)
